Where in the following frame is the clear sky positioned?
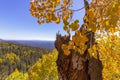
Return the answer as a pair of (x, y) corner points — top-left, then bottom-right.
(0, 0), (85, 41)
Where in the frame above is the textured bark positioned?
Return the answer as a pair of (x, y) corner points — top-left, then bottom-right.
(54, 33), (103, 80)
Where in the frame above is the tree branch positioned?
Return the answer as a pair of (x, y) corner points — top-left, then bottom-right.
(71, 7), (85, 12)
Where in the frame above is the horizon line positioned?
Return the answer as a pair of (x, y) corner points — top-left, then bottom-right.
(0, 38), (55, 41)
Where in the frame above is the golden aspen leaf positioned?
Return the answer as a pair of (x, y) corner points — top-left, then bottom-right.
(92, 26), (96, 32)
(80, 36), (88, 45)
(74, 20), (79, 23)
(36, 2), (40, 5)
(83, 16), (88, 22)
(97, 18), (102, 23)
(91, 3), (95, 8)
(87, 9), (96, 18)
(62, 44), (68, 50)
(38, 20), (42, 24)
(87, 27), (92, 31)
(30, 2), (34, 6)
(52, 15), (57, 21)
(62, 16), (68, 21)
(64, 49), (70, 56)
(55, 18), (60, 24)
(57, 0), (60, 3)
(117, 5), (120, 15)
(62, 44), (71, 56)
(106, 20), (109, 26)
(51, 8), (55, 12)
(111, 28), (115, 34)
(70, 23), (79, 31)
(69, 41), (74, 46)
(13, 68), (19, 75)
(91, 53), (95, 57)
(93, 45), (96, 50)
(68, 41), (75, 49)
(63, 26), (69, 33)
(0, 58), (3, 64)
(52, 2), (56, 6)
(72, 46), (76, 49)
(68, 10), (72, 14)
(82, 23), (88, 27)
(72, 26), (79, 31)
(63, 20), (69, 25)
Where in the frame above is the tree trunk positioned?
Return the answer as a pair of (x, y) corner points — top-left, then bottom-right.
(55, 32), (103, 80)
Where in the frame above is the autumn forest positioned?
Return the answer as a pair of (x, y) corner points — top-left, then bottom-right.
(0, 0), (120, 80)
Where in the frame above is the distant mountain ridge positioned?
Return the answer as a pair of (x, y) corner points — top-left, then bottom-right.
(0, 39), (3, 42)
(6, 40), (55, 50)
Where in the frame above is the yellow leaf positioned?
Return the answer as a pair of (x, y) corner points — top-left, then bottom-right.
(55, 18), (60, 24)
(87, 9), (96, 18)
(62, 44), (68, 50)
(62, 16), (68, 21)
(64, 49), (70, 56)
(80, 36), (88, 45)
(51, 8), (55, 12)
(83, 16), (88, 22)
(106, 20), (109, 26)
(63, 26), (69, 32)
(68, 10), (72, 14)
(13, 68), (19, 75)
(69, 41), (74, 46)
(97, 18), (102, 23)
(52, 2), (56, 6)
(0, 58), (3, 64)
(93, 45), (96, 51)
(70, 23), (79, 31)
(90, 3), (95, 8)
(87, 27), (92, 31)
(68, 41), (75, 49)
(72, 26), (79, 31)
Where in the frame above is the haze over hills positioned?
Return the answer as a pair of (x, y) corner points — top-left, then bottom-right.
(0, 39), (55, 50)
(0, 39), (3, 42)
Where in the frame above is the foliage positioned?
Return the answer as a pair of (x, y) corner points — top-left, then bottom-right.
(29, 0), (73, 24)
(0, 58), (3, 64)
(0, 41), (50, 79)
(96, 33), (120, 80)
(28, 49), (58, 80)
(5, 68), (28, 80)
(5, 49), (58, 80)
(4, 53), (20, 64)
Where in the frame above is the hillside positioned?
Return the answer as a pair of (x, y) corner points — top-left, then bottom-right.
(6, 40), (55, 50)
(0, 41), (50, 80)
(5, 49), (59, 80)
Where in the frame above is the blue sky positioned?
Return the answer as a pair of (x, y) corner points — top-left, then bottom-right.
(0, 0), (85, 41)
